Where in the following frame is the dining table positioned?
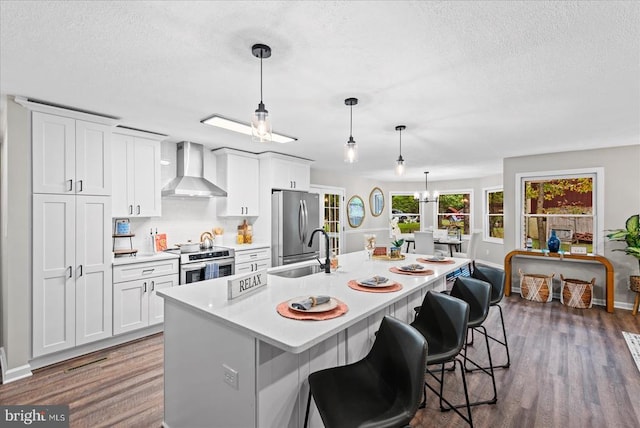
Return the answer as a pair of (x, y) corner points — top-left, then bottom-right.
(400, 233), (463, 256)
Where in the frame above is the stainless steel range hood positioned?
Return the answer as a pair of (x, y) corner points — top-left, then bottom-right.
(162, 141), (227, 198)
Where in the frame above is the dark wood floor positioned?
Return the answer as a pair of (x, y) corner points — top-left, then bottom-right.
(1, 296), (639, 428)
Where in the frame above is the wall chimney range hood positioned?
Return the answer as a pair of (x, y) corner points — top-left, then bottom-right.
(162, 141), (227, 198)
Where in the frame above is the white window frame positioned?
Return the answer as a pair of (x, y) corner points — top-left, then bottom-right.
(434, 189), (474, 237)
(483, 186), (504, 244)
(515, 167), (604, 255)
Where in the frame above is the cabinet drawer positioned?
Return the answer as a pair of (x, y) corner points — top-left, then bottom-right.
(235, 247), (270, 264)
(235, 260), (270, 275)
(113, 259), (178, 283)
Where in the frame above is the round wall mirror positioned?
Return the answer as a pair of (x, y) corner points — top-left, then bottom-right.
(347, 195), (365, 228)
(369, 187), (384, 217)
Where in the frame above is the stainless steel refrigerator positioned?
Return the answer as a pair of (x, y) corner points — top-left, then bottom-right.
(271, 190), (320, 266)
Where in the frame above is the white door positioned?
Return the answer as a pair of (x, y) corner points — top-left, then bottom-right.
(32, 112), (76, 194)
(113, 279), (149, 335)
(148, 274), (179, 325)
(75, 120), (111, 196)
(309, 185), (345, 256)
(111, 133), (135, 216)
(75, 196), (113, 345)
(133, 137), (161, 216)
(33, 194), (76, 357)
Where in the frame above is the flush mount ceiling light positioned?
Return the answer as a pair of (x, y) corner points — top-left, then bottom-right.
(344, 97), (358, 163)
(395, 125), (406, 176)
(251, 43), (272, 142)
(414, 171), (439, 203)
(201, 115), (297, 143)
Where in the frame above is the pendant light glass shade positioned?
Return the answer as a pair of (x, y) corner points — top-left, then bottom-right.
(344, 98), (359, 163)
(395, 125), (406, 176)
(251, 44), (273, 143)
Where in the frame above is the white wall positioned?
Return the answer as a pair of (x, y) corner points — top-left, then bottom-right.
(0, 98), (31, 375)
(503, 145), (640, 307)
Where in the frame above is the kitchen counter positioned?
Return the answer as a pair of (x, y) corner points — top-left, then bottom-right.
(219, 241), (269, 251)
(112, 250), (179, 266)
(159, 251), (469, 428)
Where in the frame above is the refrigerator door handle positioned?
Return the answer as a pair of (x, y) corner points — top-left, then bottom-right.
(301, 199), (308, 244)
(298, 200), (304, 243)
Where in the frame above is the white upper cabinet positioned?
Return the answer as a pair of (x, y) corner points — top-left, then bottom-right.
(111, 129), (162, 217)
(32, 111), (111, 196)
(214, 148), (259, 217)
(259, 153), (312, 191)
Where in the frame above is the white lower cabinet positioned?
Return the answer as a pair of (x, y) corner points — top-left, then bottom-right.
(235, 246), (270, 275)
(113, 259), (178, 335)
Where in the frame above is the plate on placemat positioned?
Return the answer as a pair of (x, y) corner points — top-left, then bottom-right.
(356, 276), (392, 288)
(288, 297), (338, 313)
(398, 263), (429, 273)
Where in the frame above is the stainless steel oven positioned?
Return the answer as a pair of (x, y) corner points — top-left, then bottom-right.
(179, 247), (235, 285)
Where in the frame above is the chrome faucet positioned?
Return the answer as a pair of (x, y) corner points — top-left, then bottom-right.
(308, 228), (331, 274)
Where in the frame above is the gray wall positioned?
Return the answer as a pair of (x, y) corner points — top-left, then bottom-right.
(503, 145), (640, 306)
(0, 98), (31, 373)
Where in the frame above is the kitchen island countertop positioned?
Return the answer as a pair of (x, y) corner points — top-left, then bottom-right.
(158, 251), (469, 354)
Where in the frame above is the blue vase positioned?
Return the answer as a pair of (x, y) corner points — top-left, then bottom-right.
(547, 230), (560, 253)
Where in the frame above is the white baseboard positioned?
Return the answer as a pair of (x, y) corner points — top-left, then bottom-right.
(2, 360), (33, 384)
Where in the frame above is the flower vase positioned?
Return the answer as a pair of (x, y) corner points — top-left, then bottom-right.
(547, 230), (560, 253)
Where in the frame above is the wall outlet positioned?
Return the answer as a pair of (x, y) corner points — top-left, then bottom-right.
(223, 364), (239, 390)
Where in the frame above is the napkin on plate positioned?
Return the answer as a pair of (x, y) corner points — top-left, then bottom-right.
(291, 295), (330, 311)
(360, 275), (389, 286)
(427, 256), (446, 261)
(400, 264), (424, 271)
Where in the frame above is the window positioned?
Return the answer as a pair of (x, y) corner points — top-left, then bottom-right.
(484, 187), (504, 243)
(516, 168), (603, 254)
(390, 192), (421, 234)
(436, 191), (472, 235)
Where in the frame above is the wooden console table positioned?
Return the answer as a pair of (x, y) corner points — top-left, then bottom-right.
(504, 250), (615, 313)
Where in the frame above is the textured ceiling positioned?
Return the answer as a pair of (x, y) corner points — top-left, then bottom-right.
(1, 1), (638, 181)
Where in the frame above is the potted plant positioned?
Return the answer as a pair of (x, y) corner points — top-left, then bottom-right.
(606, 214), (640, 292)
(390, 238), (404, 258)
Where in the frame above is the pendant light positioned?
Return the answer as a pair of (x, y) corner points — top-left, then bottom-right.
(251, 43), (272, 142)
(414, 171), (439, 203)
(344, 97), (358, 163)
(395, 125), (406, 176)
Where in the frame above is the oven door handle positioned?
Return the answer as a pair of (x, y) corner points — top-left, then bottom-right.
(182, 261), (233, 270)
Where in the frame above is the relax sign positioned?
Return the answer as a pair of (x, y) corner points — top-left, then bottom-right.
(227, 269), (267, 300)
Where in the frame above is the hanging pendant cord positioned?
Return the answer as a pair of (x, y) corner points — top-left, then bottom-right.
(399, 129), (402, 156)
(260, 52), (263, 103)
(349, 105), (353, 138)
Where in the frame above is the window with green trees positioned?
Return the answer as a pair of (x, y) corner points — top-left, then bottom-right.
(485, 188), (504, 241)
(390, 193), (420, 233)
(437, 192), (472, 235)
(522, 175), (594, 252)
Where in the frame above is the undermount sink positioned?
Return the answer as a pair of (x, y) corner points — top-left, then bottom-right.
(269, 264), (325, 278)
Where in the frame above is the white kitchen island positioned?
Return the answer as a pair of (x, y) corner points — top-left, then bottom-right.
(158, 251), (469, 428)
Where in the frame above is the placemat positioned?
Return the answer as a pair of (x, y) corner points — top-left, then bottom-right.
(417, 257), (456, 264)
(276, 298), (348, 320)
(347, 279), (403, 293)
(389, 266), (434, 276)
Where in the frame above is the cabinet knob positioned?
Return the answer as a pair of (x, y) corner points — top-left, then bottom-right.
(151, 281), (155, 291)
(137, 205), (141, 215)
(68, 179), (73, 192)
(78, 265), (83, 277)
(77, 180), (83, 192)
(68, 266), (73, 278)
(129, 205), (133, 215)
(143, 282), (147, 292)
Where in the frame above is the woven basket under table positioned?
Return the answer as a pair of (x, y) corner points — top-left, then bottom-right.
(519, 269), (554, 303)
(560, 275), (595, 309)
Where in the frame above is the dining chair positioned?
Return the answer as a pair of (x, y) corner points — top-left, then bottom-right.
(304, 315), (428, 428)
(411, 291), (473, 427)
(413, 231), (435, 255)
(469, 261), (510, 369)
(452, 230), (481, 276)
